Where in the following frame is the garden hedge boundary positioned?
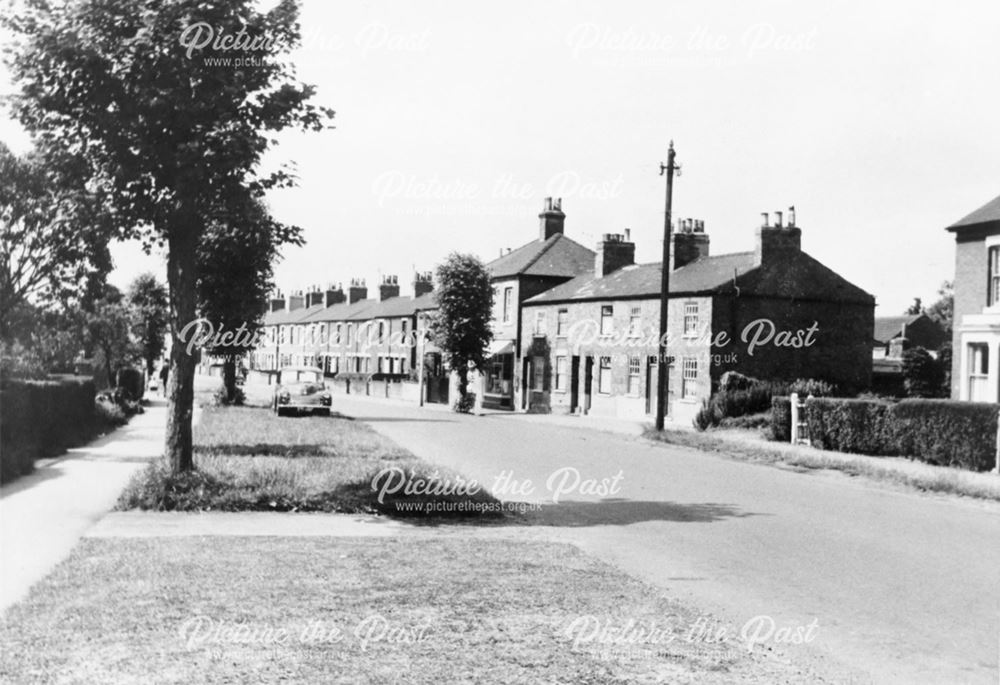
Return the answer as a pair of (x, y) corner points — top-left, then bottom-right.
(802, 397), (997, 472)
(0, 376), (97, 483)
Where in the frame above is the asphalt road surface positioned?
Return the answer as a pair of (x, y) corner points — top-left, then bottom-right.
(335, 397), (1000, 685)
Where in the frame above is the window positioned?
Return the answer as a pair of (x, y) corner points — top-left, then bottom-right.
(968, 343), (990, 401)
(627, 356), (641, 395)
(600, 305), (614, 335)
(279, 326), (287, 345)
(401, 319), (409, 344)
(319, 324), (327, 345)
(334, 323), (341, 345)
(555, 355), (567, 391)
(682, 358), (698, 398)
(346, 324), (353, 346)
(378, 320), (386, 344)
(557, 309), (569, 337)
(532, 356), (545, 391)
(534, 310), (547, 336)
(502, 287), (513, 324)
(598, 356), (612, 394)
(990, 247), (1000, 306)
(628, 306), (641, 337)
(683, 302), (699, 337)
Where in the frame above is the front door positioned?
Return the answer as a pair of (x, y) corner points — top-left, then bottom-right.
(570, 355), (580, 413)
(583, 356), (593, 414)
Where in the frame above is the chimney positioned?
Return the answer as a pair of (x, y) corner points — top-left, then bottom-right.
(539, 197), (566, 241)
(413, 271), (434, 298)
(595, 232), (635, 278)
(755, 208), (802, 266)
(306, 286), (325, 308)
(269, 289), (286, 313)
(287, 290), (305, 311)
(348, 278), (368, 304)
(379, 274), (400, 301)
(324, 283), (346, 308)
(672, 218), (710, 269)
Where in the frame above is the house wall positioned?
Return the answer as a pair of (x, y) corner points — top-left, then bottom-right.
(519, 297), (713, 421)
(952, 236), (988, 397)
(710, 295), (873, 393)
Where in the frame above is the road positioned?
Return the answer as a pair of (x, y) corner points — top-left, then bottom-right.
(0, 398), (165, 614)
(335, 396), (1000, 685)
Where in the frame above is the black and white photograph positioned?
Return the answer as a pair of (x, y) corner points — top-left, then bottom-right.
(0, 1), (998, 683)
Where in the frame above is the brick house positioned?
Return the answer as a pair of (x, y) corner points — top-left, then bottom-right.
(520, 210), (875, 423)
(871, 314), (948, 396)
(481, 197), (595, 409)
(946, 193), (1000, 401)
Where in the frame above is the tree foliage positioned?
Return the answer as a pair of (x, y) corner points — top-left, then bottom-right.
(429, 253), (493, 412)
(0, 142), (112, 339)
(901, 346), (945, 398)
(4, 0), (333, 472)
(126, 273), (169, 377)
(198, 199), (293, 402)
(85, 285), (141, 389)
(924, 281), (953, 337)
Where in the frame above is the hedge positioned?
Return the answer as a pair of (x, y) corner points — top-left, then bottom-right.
(0, 376), (96, 483)
(803, 397), (998, 472)
(769, 396), (791, 442)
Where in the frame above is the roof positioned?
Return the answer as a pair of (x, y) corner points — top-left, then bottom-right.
(487, 233), (595, 279)
(946, 193), (1000, 231)
(298, 292), (438, 324)
(525, 250), (874, 306)
(262, 304), (325, 326)
(873, 314), (922, 343)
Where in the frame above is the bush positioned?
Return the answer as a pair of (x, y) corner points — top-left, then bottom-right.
(901, 347), (945, 398)
(212, 383), (246, 407)
(788, 378), (837, 397)
(767, 396), (792, 442)
(800, 397), (998, 472)
(693, 398), (722, 431)
(805, 397), (895, 455)
(891, 399), (997, 470)
(116, 367), (145, 401)
(0, 376), (96, 483)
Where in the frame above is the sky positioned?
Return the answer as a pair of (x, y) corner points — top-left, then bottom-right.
(2, 0), (998, 314)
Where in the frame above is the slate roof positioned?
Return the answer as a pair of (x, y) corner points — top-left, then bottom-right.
(525, 250), (873, 306)
(298, 292), (438, 324)
(487, 233), (595, 279)
(946, 193), (1000, 231)
(873, 314), (922, 343)
(262, 305), (325, 327)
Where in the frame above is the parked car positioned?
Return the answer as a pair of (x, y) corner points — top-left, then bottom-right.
(272, 366), (332, 417)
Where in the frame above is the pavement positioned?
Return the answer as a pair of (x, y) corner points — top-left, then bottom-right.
(0, 397), (166, 614)
(326, 396), (1000, 685)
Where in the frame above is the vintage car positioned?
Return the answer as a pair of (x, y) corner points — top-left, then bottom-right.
(272, 366), (332, 416)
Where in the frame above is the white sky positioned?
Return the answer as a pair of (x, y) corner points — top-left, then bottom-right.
(2, 0), (999, 313)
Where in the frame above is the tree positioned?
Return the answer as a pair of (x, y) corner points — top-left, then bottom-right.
(85, 285), (139, 389)
(429, 253), (494, 412)
(904, 298), (922, 315)
(5, 0), (333, 472)
(0, 142), (112, 340)
(924, 281), (953, 337)
(902, 346), (944, 398)
(197, 199), (293, 403)
(126, 273), (169, 377)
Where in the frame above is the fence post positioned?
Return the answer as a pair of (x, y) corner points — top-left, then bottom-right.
(790, 392), (799, 445)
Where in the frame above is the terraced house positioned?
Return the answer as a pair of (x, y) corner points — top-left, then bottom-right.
(482, 197), (595, 409)
(520, 210), (875, 423)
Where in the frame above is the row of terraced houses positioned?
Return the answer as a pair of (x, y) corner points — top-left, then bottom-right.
(229, 196), (884, 423)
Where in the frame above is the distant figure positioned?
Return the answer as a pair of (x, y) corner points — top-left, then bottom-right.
(159, 364), (169, 396)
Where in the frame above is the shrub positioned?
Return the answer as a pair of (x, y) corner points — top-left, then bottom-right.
(212, 384), (246, 407)
(453, 393), (475, 414)
(0, 376), (97, 482)
(805, 397), (895, 455)
(767, 396), (791, 441)
(901, 347), (945, 398)
(693, 398), (722, 431)
(788, 378), (837, 398)
(116, 367), (145, 401)
(95, 397), (128, 430)
(890, 399), (997, 471)
(718, 371), (756, 393)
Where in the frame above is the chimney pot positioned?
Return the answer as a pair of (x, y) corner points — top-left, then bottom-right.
(775, 210), (783, 228)
(538, 197), (566, 241)
(624, 228), (631, 241)
(788, 205), (796, 228)
(761, 212), (769, 228)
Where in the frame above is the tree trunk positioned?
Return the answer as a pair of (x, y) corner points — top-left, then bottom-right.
(223, 356), (237, 403)
(457, 365), (468, 406)
(165, 220), (198, 473)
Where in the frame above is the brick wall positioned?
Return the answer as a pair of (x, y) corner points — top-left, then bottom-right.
(952, 237), (987, 397)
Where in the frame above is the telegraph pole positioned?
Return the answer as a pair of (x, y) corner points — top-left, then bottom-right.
(655, 141), (680, 431)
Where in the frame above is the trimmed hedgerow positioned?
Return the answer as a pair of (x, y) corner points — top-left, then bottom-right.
(805, 397), (895, 456)
(890, 399), (997, 471)
(800, 396), (998, 472)
(768, 396), (792, 442)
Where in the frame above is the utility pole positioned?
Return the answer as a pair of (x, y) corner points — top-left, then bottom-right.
(655, 141), (680, 431)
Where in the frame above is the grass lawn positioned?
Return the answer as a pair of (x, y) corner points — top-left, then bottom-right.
(118, 405), (501, 517)
(0, 536), (816, 684)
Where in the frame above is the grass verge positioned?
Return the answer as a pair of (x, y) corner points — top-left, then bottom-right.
(0, 536), (821, 684)
(118, 405), (502, 518)
(644, 427), (1000, 502)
